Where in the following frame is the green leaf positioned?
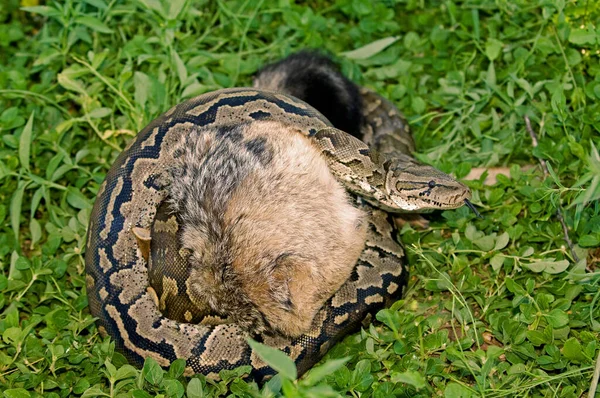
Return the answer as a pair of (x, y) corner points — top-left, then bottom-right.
(167, 0), (187, 19)
(104, 358), (117, 378)
(73, 378), (91, 394)
(143, 357), (164, 385)
(579, 234), (599, 247)
(350, 359), (373, 392)
(58, 72), (87, 95)
(19, 112), (34, 171)
(186, 378), (203, 398)
(181, 82), (213, 98)
(515, 78), (534, 99)
(525, 259), (569, 274)
(10, 181), (27, 242)
(569, 27), (596, 45)
(376, 308), (400, 333)
(444, 382), (474, 397)
(47, 309), (70, 329)
(247, 338), (297, 380)
(526, 330), (548, 346)
(390, 370), (426, 389)
(411, 96), (426, 114)
(171, 50), (188, 85)
(494, 232), (510, 251)
(562, 338), (587, 362)
(134, 72), (151, 108)
(3, 388), (31, 398)
(262, 374), (283, 396)
(87, 108), (112, 119)
(299, 385), (339, 396)
(486, 61), (496, 86)
(115, 364), (138, 381)
(84, 0), (109, 10)
(301, 357), (350, 386)
(15, 256), (30, 270)
(136, 0), (165, 17)
(168, 358), (186, 379)
(521, 247), (534, 257)
(20, 6), (60, 17)
(505, 277), (526, 295)
(66, 187), (92, 210)
(342, 36), (400, 59)
(546, 309), (569, 328)
(132, 390), (153, 398)
(76, 16), (113, 33)
(29, 218), (41, 247)
(471, 8), (480, 41)
(465, 223), (481, 241)
(473, 235), (495, 251)
(218, 366), (250, 382)
(34, 49), (61, 67)
(81, 386), (107, 398)
(163, 379), (185, 398)
(0, 274), (7, 290)
(485, 38), (503, 61)
(490, 254), (505, 272)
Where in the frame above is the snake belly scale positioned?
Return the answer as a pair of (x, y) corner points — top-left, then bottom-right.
(86, 54), (470, 380)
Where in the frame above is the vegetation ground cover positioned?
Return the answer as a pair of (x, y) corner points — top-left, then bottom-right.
(1, 0), (599, 396)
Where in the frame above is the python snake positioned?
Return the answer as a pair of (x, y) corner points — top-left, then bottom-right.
(85, 52), (471, 381)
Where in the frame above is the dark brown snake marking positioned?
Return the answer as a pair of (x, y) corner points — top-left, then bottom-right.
(85, 86), (468, 380)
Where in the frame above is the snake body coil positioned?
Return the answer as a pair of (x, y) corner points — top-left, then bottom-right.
(85, 52), (470, 380)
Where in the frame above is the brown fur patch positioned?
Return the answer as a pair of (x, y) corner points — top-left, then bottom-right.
(173, 120), (367, 337)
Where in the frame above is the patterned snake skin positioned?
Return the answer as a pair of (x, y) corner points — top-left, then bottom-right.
(85, 77), (470, 380)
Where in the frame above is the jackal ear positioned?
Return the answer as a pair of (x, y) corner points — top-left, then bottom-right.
(269, 276), (293, 312)
(267, 253), (304, 312)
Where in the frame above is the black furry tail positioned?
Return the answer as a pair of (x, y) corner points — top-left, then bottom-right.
(254, 51), (364, 138)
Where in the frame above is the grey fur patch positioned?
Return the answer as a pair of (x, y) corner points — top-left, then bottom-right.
(165, 123), (278, 333)
(245, 137), (272, 165)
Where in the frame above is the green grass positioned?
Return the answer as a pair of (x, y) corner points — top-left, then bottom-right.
(1, 0), (600, 396)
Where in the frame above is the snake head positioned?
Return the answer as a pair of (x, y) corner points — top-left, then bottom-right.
(382, 154), (471, 213)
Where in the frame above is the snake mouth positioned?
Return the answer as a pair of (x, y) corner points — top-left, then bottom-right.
(464, 199), (483, 219)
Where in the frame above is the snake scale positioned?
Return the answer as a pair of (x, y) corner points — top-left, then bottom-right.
(85, 52), (471, 381)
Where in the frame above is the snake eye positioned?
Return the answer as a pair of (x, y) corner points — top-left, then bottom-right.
(428, 180), (436, 188)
